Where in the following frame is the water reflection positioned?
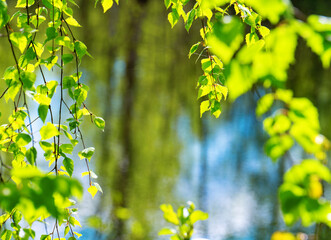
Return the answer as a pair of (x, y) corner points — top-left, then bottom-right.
(174, 94), (279, 239)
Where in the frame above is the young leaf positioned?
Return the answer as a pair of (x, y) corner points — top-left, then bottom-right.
(94, 117), (105, 131)
(21, 71), (36, 90)
(158, 228), (176, 235)
(64, 226), (70, 236)
(16, 133), (31, 146)
(101, 0), (113, 13)
(63, 157), (74, 177)
(46, 27), (58, 42)
(74, 87), (87, 106)
(62, 54), (74, 64)
(40, 235), (51, 240)
(10, 32), (27, 53)
(160, 204), (179, 225)
(74, 41), (89, 60)
(93, 182), (103, 193)
(189, 210), (208, 224)
(26, 147), (37, 165)
(0, 1), (9, 29)
(259, 26), (270, 38)
(200, 100), (210, 118)
(73, 232), (82, 238)
(38, 105), (48, 123)
(256, 93), (274, 117)
(78, 147), (95, 160)
(164, 0), (171, 9)
(185, 9), (196, 32)
(168, 9), (179, 28)
(40, 122), (60, 140)
(88, 185), (98, 198)
(188, 42), (200, 59)
(69, 216), (82, 227)
(60, 144), (74, 154)
(215, 84), (228, 100)
(65, 17), (81, 27)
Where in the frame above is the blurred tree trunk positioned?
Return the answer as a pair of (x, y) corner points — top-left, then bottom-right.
(110, 1), (148, 239)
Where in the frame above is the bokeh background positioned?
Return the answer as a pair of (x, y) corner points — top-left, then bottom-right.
(1, 0), (331, 239)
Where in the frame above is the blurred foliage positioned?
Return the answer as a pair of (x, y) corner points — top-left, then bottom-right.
(159, 202), (208, 240)
(0, 0), (331, 240)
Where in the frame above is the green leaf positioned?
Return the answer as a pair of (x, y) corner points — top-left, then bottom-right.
(1, 230), (12, 240)
(185, 9), (196, 32)
(62, 54), (74, 64)
(0, 1), (9, 29)
(26, 147), (37, 165)
(207, 17), (244, 64)
(60, 144), (74, 154)
(64, 226), (70, 236)
(40, 122), (60, 140)
(259, 26), (270, 38)
(256, 93), (274, 117)
(201, 58), (213, 73)
(211, 100), (222, 118)
(94, 117), (105, 131)
(158, 228), (175, 235)
(73, 232), (82, 238)
(200, 100), (210, 118)
(245, 32), (259, 46)
(190, 210), (208, 224)
(198, 85), (212, 99)
(160, 204), (179, 225)
(63, 157), (74, 177)
(74, 41), (89, 60)
(74, 87), (87, 106)
(16, 133), (31, 147)
(188, 42), (200, 59)
(9, 32), (27, 54)
(164, 0), (171, 9)
(40, 235), (51, 240)
(78, 147), (95, 160)
(93, 182), (103, 193)
(12, 210), (22, 224)
(65, 17), (81, 27)
(264, 135), (294, 161)
(101, 0), (113, 13)
(34, 93), (51, 105)
(215, 84), (228, 100)
(46, 80), (58, 98)
(21, 71), (36, 90)
(41, 56), (58, 71)
(38, 105), (48, 123)
(46, 27), (58, 42)
(63, 76), (76, 89)
(55, 36), (73, 51)
(16, 0), (35, 8)
(19, 47), (36, 68)
(23, 229), (35, 239)
(168, 8), (179, 28)
(88, 185), (98, 198)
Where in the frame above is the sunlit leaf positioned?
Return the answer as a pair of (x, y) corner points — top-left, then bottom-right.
(200, 100), (210, 118)
(10, 32), (27, 53)
(88, 186), (98, 199)
(158, 228), (176, 235)
(94, 117), (105, 131)
(78, 147), (95, 160)
(40, 122), (60, 140)
(63, 157), (74, 177)
(65, 17), (81, 27)
(160, 204), (179, 225)
(188, 42), (200, 59)
(101, 0), (113, 13)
